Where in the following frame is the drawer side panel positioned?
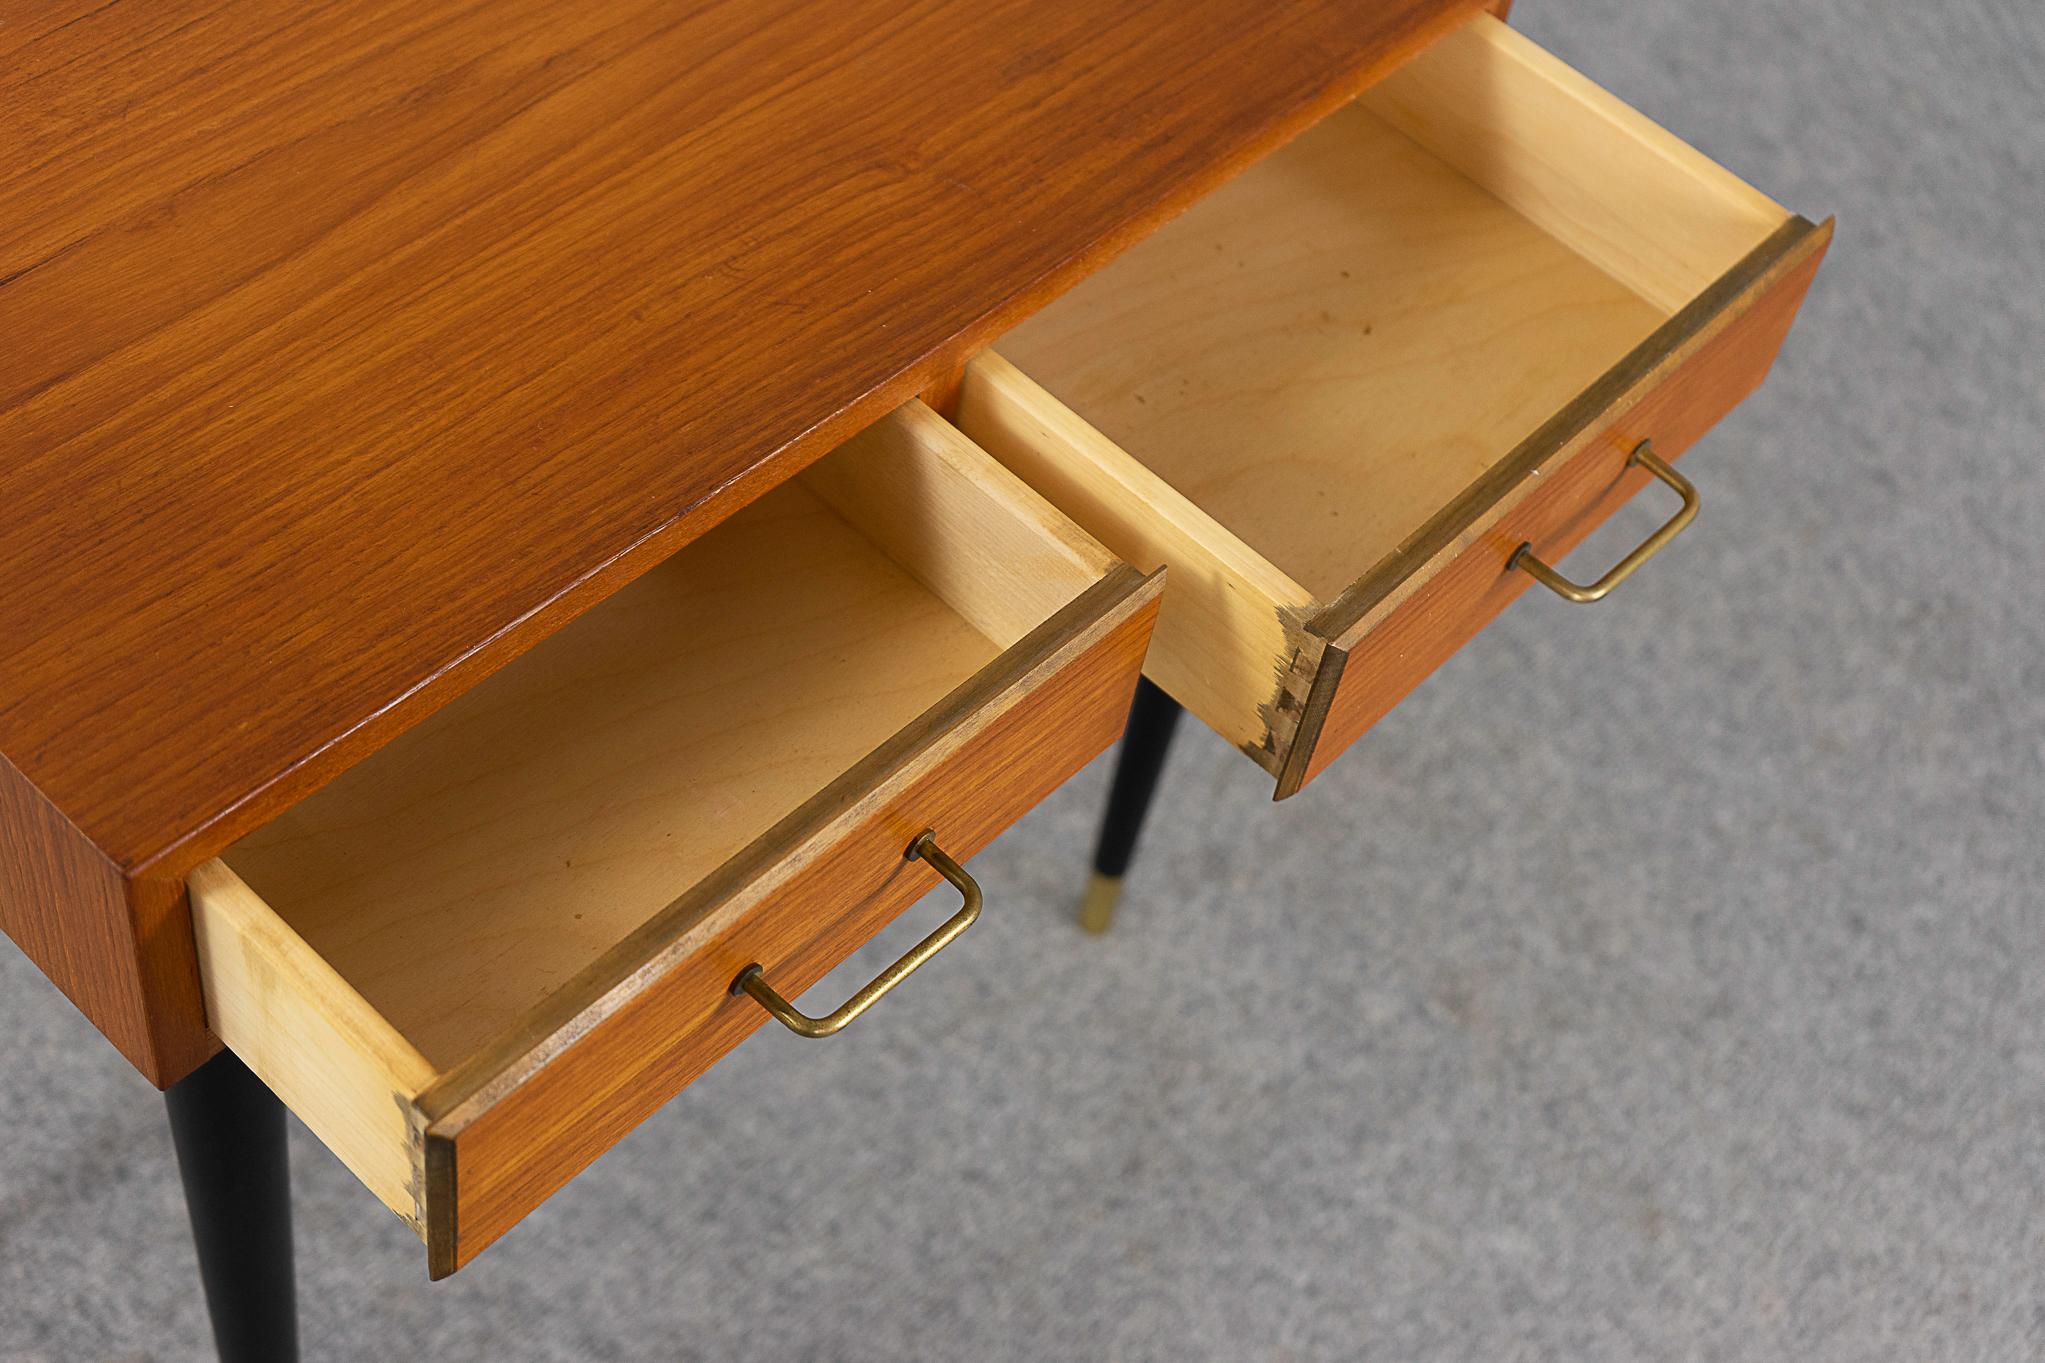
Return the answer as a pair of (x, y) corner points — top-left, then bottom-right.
(958, 352), (1316, 771)
(188, 859), (438, 1226)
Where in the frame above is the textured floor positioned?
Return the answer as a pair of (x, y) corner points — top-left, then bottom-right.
(5, 1), (2042, 1359)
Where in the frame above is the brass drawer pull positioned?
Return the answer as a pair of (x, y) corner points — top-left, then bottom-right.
(733, 830), (982, 1038)
(1509, 440), (1699, 603)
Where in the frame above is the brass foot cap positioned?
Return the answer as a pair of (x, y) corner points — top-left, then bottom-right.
(1078, 872), (1123, 934)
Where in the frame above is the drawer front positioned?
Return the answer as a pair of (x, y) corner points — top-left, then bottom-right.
(415, 569), (1157, 1275)
(1278, 219), (1831, 795)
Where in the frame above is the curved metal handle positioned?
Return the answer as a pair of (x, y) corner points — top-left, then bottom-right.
(732, 830), (982, 1038)
(1508, 440), (1699, 603)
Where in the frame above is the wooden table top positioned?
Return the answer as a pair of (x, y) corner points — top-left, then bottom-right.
(0, 0), (1474, 877)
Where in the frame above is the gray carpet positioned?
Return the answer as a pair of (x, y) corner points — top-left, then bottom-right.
(5, 1), (2042, 1358)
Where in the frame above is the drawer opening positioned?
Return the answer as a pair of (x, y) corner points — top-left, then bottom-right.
(189, 400), (1132, 1247)
(960, 12), (1821, 787)
(989, 13), (1789, 603)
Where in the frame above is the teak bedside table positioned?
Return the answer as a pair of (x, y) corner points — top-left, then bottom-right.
(0, 2), (1825, 1356)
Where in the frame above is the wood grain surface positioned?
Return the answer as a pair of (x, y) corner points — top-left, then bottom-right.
(0, 0), (1479, 875)
(0, 0), (1480, 1078)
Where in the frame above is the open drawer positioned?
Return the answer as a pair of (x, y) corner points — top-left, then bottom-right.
(960, 13), (1829, 797)
(187, 401), (1160, 1277)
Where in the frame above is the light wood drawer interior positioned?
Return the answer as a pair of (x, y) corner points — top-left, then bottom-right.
(188, 401), (1159, 1274)
(961, 13), (1826, 795)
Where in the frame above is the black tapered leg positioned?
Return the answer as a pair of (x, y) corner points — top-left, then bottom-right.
(165, 1050), (300, 1363)
(1080, 677), (1185, 932)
